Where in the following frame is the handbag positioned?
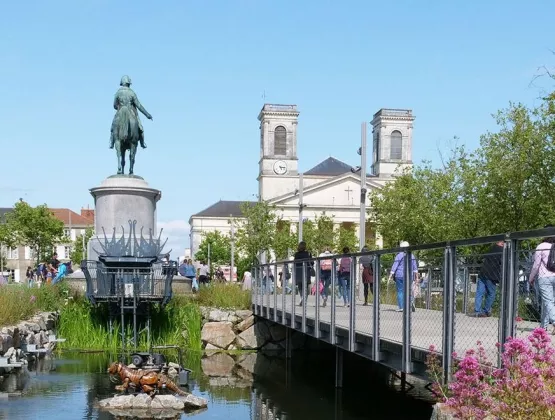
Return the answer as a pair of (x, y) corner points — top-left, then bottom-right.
(311, 281), (324, 295)
(412, 280), (422, 298)
(192, 277), (199, 290)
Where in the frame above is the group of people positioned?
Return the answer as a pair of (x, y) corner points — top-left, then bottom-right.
(277, 240), (421, 311)
(178, 259), (210, 292)
(25, 252), (72, 286)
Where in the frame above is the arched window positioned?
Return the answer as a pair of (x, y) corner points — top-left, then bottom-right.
(390, 130), (403, 160)
(274, 126), (287, 155)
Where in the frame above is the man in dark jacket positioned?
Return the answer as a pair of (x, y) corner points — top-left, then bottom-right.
(474, 240), (504, 317)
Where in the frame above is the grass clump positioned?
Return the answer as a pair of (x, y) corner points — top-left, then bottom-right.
(150, 296), (202, 351)
(57, 295), (203, 351)
(0, 284), (67, 327)
(56, 296), (120, 351)
(196, 283), (251, 310)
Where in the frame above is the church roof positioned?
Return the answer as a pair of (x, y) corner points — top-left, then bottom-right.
(304, 157), (353, 176)
(0, 208), (11, 221)
(190, 200), (255, 219)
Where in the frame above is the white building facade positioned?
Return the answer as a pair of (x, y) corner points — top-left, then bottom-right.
(189, 105), (415, 258)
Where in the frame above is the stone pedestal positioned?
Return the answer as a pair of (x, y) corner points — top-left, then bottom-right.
(87, 175), (161, 261)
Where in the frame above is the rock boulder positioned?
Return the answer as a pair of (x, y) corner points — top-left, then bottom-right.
(201, 352), (235, 377)
(201, 322), (236, 349)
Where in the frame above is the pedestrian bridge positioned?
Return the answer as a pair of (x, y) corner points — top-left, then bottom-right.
(251, 227), (553, 385)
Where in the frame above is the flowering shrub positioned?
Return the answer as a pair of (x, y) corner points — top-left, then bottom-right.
(427, 328), (555, 419)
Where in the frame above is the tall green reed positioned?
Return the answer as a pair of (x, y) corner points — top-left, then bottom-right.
(57, 295), (202, 351)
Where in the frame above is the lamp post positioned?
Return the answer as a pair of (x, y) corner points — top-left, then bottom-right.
(351, 122), (368, 250)
(295, 173), (306, 242)
(230, 215), (235, 282)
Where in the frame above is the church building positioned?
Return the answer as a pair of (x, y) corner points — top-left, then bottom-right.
(188, 104), (415, 258)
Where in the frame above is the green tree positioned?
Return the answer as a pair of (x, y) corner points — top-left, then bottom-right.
(273, 219), (296, 260)
(293, 213), (336, 255)
(194, 230), (231, 265)
(235, 200), (277, 264)
(335, 223), (358, 253)
(312, 213), (336, 253)
(477, 103), (555, 232)
(70, 227), (94, 264)
(1, 201), (65, 265)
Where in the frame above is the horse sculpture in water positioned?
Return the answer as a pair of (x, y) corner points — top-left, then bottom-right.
(110, 75), (153, 175)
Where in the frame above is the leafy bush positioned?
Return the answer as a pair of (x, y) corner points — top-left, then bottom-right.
(196, 283), (251, 310)
(0, 284), (67, 326)
(427, 328), (555, 419)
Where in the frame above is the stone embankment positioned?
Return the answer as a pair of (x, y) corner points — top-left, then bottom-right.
(0, 312), (59, 367)
(199, 307), (306, 352)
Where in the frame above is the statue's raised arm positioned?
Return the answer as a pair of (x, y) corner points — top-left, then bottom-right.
(109, 75), (153, 175)
(132, 93), (153, 122)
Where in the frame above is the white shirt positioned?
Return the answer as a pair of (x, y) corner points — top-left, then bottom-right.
(199, 264), (209, 276)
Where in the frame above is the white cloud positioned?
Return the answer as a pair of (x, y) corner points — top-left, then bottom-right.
(158, 220), (190, 259)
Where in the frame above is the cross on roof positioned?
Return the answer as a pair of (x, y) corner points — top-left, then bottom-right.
(345, 186), (353, 201)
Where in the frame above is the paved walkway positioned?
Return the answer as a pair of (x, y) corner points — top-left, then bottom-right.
(254, 293), (542, 362)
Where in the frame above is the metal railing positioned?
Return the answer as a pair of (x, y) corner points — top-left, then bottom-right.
(251, 227), (555, 383)
(82, 259), (173, 305)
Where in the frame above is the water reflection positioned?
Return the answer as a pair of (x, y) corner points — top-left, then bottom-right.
(0, 350), (432, 419)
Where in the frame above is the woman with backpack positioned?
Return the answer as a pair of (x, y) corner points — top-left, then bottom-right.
(359, 246), (374, 306)
(319, 247), (333, 307)
(338, 247), (352, 307)
(529, 230), (555, 332)
(294, 241), (314, 307)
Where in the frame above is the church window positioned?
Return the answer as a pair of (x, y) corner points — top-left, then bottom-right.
(390, 130), (403, 160)
(373, 131), (380, 162)
(274, 126), (287, 155)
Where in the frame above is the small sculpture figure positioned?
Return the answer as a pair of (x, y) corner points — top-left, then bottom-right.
(110, 75), (153, 175)
(108, 362), (188, 397)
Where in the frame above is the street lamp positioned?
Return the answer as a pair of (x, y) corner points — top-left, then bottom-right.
(351, 122), (368, 250)
(294, 174), (307, 242)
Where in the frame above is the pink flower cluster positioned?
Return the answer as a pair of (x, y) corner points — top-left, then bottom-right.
(427, 329), (555, 419)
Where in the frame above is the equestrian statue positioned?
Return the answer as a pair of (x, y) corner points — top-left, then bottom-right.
(110, 75), (153, 175)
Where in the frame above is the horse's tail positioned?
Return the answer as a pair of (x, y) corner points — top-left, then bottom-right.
(117, 107), (131, 140)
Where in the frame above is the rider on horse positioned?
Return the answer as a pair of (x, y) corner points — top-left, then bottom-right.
(110, 75), (152, 150)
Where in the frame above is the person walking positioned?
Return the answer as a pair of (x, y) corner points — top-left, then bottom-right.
(338, 247), (352, 307)
(319, 247), (333, 307)
(529, 232), (555, 331)
(294, 241), (314, 307)
(359, 246), (374, 306)
(198, 261), (210, 286)
(474, 240), (504, 317)
(389, 242), (418, 312)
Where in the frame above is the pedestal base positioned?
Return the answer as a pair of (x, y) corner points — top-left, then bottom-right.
(88, 175), (162, 260)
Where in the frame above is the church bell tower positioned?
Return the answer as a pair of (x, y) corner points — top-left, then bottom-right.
(370, 109), (415, 178)
(257, 104), (299, 200)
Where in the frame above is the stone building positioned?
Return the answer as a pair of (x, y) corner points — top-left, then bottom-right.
(0, 207), (94, 282)
(189, 105), (415, 258)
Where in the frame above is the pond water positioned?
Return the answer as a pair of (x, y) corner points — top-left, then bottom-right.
(0, 351), (433, 420)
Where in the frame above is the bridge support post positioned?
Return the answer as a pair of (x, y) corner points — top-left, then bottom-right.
(402, 250), (412, 374)
(499, 238), (518, 367)
(442, 246), (456, 384)
(335, 347), (343, 388)
(372, 255), (381, 361)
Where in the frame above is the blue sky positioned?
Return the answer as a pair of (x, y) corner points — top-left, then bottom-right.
(0, 0), (553, 255)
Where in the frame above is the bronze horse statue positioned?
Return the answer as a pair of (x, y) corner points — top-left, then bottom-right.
(110, 75), (153, 175)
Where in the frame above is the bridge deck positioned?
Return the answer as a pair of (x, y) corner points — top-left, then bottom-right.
(254, 293), (542, 376)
